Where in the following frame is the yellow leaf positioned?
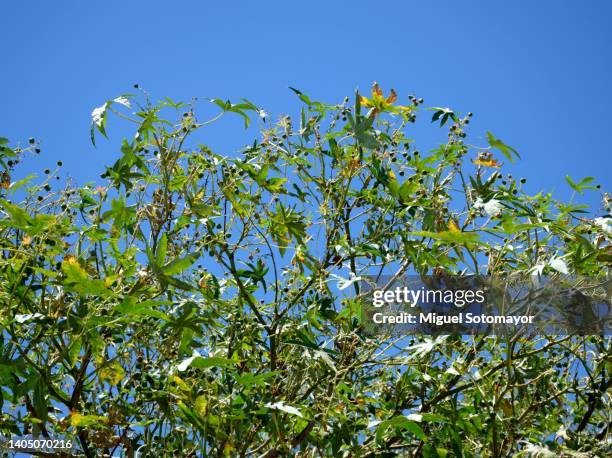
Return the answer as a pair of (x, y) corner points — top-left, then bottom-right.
(386, 88), (397, 104)
(394, 105), (413, 113)
(172, 375), (191, 393)
(447, 220), (461, 233)
(98, 361), (125, 386)
(70, 412), (108, 428)
(360, 83), (405, 118)
(22, 235), (31, 246)
(1, 172), (10, 190)
(63, 255), (78, 265)
(198, 273), (212, 289)
(223, 443), (234, 457)
(473, 158), (501, 168)
(104, 274), (118, 287)
(500, 398), (513, 417)
(194, 395), (208, 417)
(359, 95), (373, 107)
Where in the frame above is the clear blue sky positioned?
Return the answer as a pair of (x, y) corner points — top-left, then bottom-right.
(1, 1), (610, 211)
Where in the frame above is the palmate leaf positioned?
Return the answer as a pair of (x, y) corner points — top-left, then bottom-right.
(0, 198), (31, 229)
(288, 87), (330, 114)
(103, 197), (137, 228)
(262, 177), (287, 194)
(146, 243), (199, 291)
(114, 297), (171, 321)
(98, 360), (125, 386)
(398, 180), (418, 203)
(237, 258), (269, 292)
(0, 198), (56, 236)
(209, 98), (259, 128)
(61, 257), (114, 298)
(268, 203), (307, 256)
(565, 175), (596, 194)
(90, 94), (134, 146)
(486, 131), (520, 162)
(430, 107), (457, 127)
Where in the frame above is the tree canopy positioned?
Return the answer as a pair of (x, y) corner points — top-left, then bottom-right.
(0, 84), (610, 457)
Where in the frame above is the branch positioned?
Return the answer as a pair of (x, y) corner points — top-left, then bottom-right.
(260, 420), (315, 458)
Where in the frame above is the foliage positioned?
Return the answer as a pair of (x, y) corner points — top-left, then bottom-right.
(0, 84), (610, 457)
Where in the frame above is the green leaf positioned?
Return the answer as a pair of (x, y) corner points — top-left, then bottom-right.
(90, 102), (109, 146)
(235, 371), (279, 386)
(376, 416), (426, 444)
(178, 355), (236, 372)
(289, 87), (312, 106)
(398, 180), (418, 203)
(191, 356), (235, 369)
(423, 445), (449, 458)
(33, 379), (48, 423)
(565, 175), (596, 194)
(209, 98), (255, 128)
(237, 259), (269, 292)
(156, 233), (168, 267)
(430, 107), (457, 126)
(103, 197), (137, 229)
(420, 413), (448, 423)
(68, 337), (82, 367)
(162, 275), (195, 291)
(263, 177), (287, 194)
(90, 95), (133, 146)
(115, 297), (171, 321)
(7, 174), (36, 195)
(61, 257), (114, 298)
(163, 252), (198, 276)
(486, 131), (520, 162)
(0, 199), (32, 229)
(0, 199), (55, 235)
